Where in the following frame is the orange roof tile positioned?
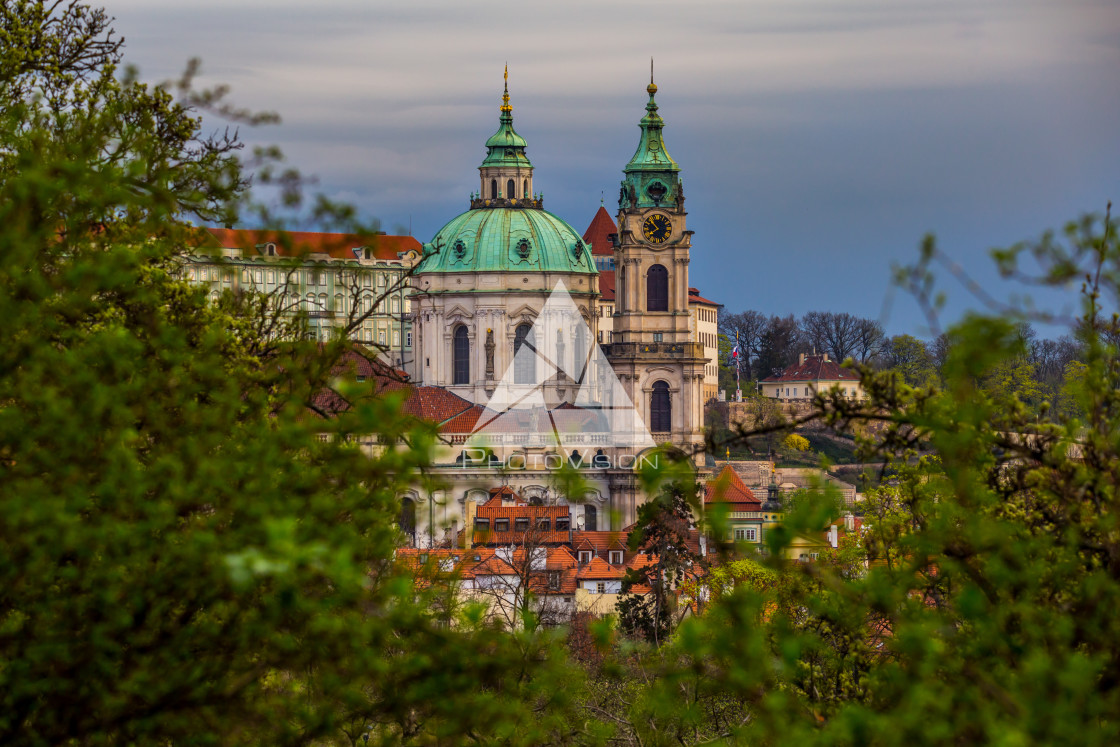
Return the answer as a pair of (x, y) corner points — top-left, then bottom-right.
(577, 556), (626, 580)
(705, 465), (761, 509)
(401, 387), (474, 424)
(572, 530), (628, 552)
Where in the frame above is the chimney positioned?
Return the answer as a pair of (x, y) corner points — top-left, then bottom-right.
(798, 353), (805, 366)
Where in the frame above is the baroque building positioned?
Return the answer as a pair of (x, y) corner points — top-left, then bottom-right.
(399, 72), (716, 543)
(183, 70), (722, 543)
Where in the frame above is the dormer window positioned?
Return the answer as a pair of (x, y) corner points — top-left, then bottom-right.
(537, 518), (551, 531)
(556, 518), (570, 531)
(514, 517), (529, 532)
(494, 518), (509, 532)
(608, 550), (624, 565)
(474, 518), (489, 531)
(578, 550), (592, 564)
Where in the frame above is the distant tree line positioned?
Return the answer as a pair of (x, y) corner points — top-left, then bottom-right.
(719, 310), (1086, 417)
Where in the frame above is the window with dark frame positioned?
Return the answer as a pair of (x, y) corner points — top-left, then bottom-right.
(453, 325), (470, 385)
(494, 518), (509, 532)
(650, 380), (671, 433)
(646, 264), (668, 311)
(515, 517), (529, 532)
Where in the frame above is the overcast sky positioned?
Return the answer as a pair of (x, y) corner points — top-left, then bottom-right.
(112, 0), (1119, 337)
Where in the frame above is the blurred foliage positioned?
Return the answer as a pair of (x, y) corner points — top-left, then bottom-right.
(0, 3), (586, 745)
(5, 2), (1120, 745)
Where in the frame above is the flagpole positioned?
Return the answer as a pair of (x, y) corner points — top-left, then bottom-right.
(735, 331), (742, 402)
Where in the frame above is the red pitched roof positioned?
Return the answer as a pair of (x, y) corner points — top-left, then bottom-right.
(577, 556), (625, 580)
(439, 404), (485, 434)
(598, 269), (616, 301)
(203, 228), (421, 261)
(705, 465), (761, 510)
(760, 354), (860, 383)
(582, 206), (617, 256)
(688, 287), (720, 307)
(572, 531), (628, 553)
(401, 386), (474, 424)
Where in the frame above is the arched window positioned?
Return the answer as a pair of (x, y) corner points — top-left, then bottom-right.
(506, 179), (515, 199)
(490, 179), (497, 199)
(399, 498), (416, 537)
(584, 504), (597, 532)
(514, 323), (535, 384)
(453, 325), (470, 385)
(573, 323), (587, 381)
(650, 380), (671, 433)
(523, 179), (528, 198)
(647, 264), (668, 312)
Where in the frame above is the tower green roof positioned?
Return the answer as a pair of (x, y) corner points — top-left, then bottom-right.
(623, 77), (679, 174)
(619, 67), (683, 211)
(481, 66), (531, 168)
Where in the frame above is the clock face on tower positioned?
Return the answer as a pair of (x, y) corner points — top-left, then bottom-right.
(642, 213), (672, 244)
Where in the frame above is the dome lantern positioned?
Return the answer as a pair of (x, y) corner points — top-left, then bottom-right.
(478, 66), (534, 202)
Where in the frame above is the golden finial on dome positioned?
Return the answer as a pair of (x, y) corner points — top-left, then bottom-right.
(647, 57), (657, 95)
(501, 63), (512, 113)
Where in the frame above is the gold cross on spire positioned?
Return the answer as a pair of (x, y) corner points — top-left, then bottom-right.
(501, 63), (511, 113)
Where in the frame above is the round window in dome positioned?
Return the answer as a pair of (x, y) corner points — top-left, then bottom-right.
(516, 239), (531, 260)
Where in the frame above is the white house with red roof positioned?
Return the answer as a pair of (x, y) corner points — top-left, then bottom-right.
(759, 353), (864, 401)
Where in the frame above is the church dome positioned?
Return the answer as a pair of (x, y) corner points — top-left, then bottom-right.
(418, 205), (596, 275)
(417, 68), (596, 277)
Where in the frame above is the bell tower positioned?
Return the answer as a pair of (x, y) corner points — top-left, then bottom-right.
(607, 66), (706, 460)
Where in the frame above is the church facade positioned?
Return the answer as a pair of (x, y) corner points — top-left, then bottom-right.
(401, 72), (716, 544)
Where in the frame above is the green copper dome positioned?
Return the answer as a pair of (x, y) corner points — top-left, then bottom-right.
(418, 206), (596, 275)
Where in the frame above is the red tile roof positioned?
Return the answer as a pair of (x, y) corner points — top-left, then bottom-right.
(760, 354), (860, 383)
(582, 206), (617, 256)
(598, 269), (616, 301)
(705, 465), (761, 510)
(577, 556), (626, 580)
(688, 287), (720, 307)
(572, 531), (628, 553)
(202, 228), (421, 261)
(401, 386), (475, 424)
(439, 404), (485, 434)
